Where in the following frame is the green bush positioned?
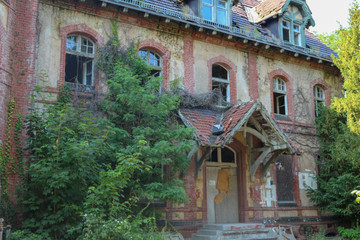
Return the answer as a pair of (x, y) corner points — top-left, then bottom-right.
(338, 226), (360, 240)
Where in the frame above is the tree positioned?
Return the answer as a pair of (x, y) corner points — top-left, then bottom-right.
(307, 106), (360, 226)
(332, 1), (360, 135)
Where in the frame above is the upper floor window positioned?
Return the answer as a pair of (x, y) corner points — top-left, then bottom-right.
(65, 35), (95, 90)
(280, 4), (305, 47)
(314, 85), (325, 117)
(202, 0), (229, 25)
(212, 64), (229, 104)
(273, 77), (287, 116)
(139, 49), (162, 77)
(281, 20), (303, 46)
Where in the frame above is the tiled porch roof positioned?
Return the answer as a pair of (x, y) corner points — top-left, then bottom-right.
(179, 100), (299, 155)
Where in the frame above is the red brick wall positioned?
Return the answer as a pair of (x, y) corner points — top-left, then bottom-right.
(0, 0), (39, 194)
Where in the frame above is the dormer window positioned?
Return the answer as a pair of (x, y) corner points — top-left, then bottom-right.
(280, 5), (307, 47)
(282, 21), (290, 42)
(293, 23), (301, 46)
(201, 0), (229, 25)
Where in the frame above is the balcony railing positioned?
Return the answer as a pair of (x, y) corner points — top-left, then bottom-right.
(102, 0), (332, 61)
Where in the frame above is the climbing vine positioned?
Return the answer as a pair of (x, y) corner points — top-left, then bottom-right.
(0, 98), (24, 225)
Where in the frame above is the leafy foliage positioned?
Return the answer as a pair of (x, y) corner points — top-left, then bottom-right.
(338, 226), (360, 240)
(332, 1), (360, 135)
(21, 93), (111, 239)
(307, 106), (360, 225)
(14, 22), (194, 239)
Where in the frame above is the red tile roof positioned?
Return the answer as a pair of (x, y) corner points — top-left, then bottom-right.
(215, 101), (256, 144)
(254, 0), (287, 21)
(179, 108), (218, 145)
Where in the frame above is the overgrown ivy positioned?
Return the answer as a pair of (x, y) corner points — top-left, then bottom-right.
(11, 19), (194, 240)
(0, 98), (24, 227)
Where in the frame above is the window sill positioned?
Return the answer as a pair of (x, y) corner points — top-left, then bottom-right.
(278, 201), (297, 207)
(66, 82), (95, 94)
(274, 114), (291, 121)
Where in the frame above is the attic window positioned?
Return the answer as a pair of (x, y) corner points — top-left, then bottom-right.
(282, 21), (290, 42)
(201, 0), (229, 25)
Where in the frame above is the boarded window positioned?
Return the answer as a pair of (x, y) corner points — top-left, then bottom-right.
(276, 155), (296, 206)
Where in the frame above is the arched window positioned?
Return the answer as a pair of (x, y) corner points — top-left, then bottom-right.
(314, 85), (325, 117)
(207, 147), (236, 165)
(65, 35), (95, 91)
(212, 64), (229, 104)
(273, 77), (287, 116)
(139, 49), (162, 77)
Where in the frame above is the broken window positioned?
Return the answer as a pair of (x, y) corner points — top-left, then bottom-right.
(293, 23), (301, 46)
(65, 35), (95, 92)
(282, 21), (290, 42)
(208, 147), (235, 164)
(202, 0), (229, 25)
(275, 154), (296, 206)
(212, 64), (229, 104)
(139, 49), (162, 77)
(273, 78), (287, 116)
(314, 85), (325, 117)
(281, 19), (303, 46)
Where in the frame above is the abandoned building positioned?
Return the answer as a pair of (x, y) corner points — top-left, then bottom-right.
(0, 0), (342, 238)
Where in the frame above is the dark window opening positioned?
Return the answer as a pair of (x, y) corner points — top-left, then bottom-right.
(276, 155), (296, 206)
(212, 64), (229, 104)
(274, 92), (286, 115)
(221, 147), (235, 163)
(65, 35), (95, 93)
(65, 54), (93, 86)
(208, 147), (235, 164)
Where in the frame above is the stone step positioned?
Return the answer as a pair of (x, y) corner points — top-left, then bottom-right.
(204, 223), (266, 231)
(197, 229), (222, 236)
(191, 223), (280, 240)
(191, 234), (219, 240)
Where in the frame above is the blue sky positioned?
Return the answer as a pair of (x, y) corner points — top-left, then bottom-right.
(306, 0), (353, 34)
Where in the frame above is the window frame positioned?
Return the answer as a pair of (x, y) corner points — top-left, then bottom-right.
(65, 35), (95, 87)
(314, 85), (325, 117)
(201, 0), (229, 25)
(212, 64), (230, 104)
(207, 147), (237, 167)
(273, 77), (288, 116)
(138, 48), (162, 77)
(280, 4), (305, 47)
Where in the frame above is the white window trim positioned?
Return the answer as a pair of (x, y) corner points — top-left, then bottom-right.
(273, 78), (288, 116)
(281, 18), (304, 47)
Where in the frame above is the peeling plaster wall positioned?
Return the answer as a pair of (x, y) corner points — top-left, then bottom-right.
(256, 55), (341, 125)
(36, 3), (184, 91)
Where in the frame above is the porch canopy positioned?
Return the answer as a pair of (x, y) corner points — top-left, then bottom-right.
(179, 100), (300, 180)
